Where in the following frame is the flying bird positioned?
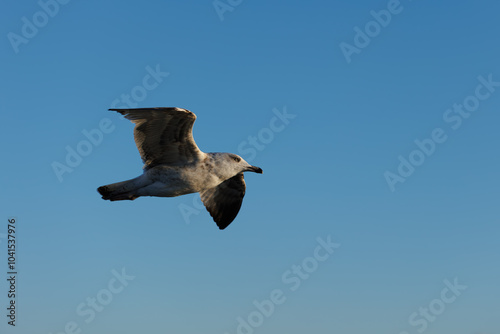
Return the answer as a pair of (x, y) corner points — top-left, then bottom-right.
(97, 108), (263, 229)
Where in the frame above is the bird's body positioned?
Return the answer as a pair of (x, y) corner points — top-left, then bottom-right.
(97, 108), (263, 229)
(103, 153), (239, 199)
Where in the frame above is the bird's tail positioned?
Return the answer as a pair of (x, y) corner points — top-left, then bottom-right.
(97, 176), (147, 201)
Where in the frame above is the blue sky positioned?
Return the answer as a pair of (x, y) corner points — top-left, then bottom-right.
(1, 0), (499, 333)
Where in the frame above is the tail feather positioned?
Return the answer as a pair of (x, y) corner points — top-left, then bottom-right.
(97, 176), (147, 201)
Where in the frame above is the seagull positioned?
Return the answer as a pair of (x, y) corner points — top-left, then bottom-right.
(97, 108), (263, 230)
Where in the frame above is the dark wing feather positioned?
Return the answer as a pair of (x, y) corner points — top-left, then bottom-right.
(110, 108), (204, 169)
(200, 173), (246, 230)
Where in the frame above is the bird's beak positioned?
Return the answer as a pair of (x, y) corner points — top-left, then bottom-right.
(247, 166), (263, 174)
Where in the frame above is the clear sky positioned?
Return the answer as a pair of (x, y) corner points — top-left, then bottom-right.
(1, 0), (499, 333)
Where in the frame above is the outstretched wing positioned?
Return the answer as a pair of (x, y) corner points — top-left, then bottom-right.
(110, 108), (205, 169)
(200, 173), (246, 230)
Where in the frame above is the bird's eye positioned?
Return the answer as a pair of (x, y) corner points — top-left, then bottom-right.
(233, 156), (241, 162)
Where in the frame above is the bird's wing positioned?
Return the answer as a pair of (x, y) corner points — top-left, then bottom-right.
(110, 108), (205, 169)
(200, 173), (246, 230)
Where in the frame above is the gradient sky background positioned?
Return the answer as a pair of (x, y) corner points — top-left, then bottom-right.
(1, 0), (500, 333)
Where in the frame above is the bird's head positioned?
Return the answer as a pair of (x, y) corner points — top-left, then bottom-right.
(222, 153), (263, 176)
